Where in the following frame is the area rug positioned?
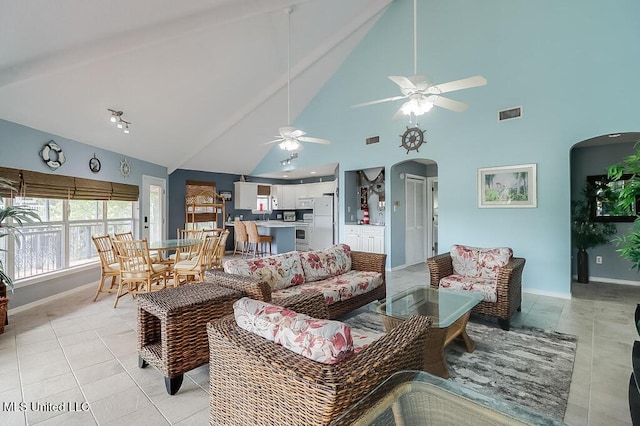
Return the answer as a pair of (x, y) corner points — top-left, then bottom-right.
(343, 311), (577, 421)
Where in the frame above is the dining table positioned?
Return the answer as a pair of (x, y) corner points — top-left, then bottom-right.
(148, 238), (202, 264)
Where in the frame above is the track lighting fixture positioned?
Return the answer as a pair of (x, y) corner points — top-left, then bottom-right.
(280, 152), (298, 166)
(107, 108), (132, 134)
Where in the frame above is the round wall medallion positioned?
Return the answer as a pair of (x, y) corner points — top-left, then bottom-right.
(89, 154), (101, 173)
(120, 158), (132, 178)
(399, 127), (425, 154)
(41, 140), (65, 170)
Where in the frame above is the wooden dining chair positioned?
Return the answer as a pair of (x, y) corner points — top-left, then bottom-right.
(173, 235), (220, 285)
(244, 221), (272, 258)
(169, 228), (204, 262)
(91, 235), (120, 302)
(111, 239), (170, 307)
(212, 229), (229, 269)
(114, 231), (161, 262)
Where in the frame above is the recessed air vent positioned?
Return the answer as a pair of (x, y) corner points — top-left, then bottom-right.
(366, 136), (380, 145)
(498, 106), (522, 121)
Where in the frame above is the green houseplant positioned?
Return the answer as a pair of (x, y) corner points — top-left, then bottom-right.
(608, 143), (640, 269)
(571, 184), (616, 283)
(0, 177), (40, 332)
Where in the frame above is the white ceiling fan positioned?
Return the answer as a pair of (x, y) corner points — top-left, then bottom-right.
(265, 8), (330, 152)
(352, 0), (487, 120)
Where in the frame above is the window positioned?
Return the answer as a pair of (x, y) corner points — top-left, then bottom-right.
(3, 196), (137, 281)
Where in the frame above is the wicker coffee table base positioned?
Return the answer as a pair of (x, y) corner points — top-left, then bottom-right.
(381, 311), (475, 378)
(137, 282), (242, 395)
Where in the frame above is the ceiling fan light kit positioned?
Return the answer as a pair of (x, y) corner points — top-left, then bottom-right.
(107, 108), (131, 134)
(264, 8), (330, 153)
(351, 0), (487, 122)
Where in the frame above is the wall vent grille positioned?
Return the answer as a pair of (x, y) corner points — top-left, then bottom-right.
(366, 136), (380, 145)
(498, 106), (522, 121)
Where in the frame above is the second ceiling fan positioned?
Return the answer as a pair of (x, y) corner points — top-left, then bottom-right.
(265, 8), (330, 152)
(352, 0), (487, 120)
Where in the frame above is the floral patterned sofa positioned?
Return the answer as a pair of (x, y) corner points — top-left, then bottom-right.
(210, 244), (386, 319)
(426, 244), (526, 330)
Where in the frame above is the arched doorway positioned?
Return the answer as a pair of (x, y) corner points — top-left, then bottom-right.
(389, 158), (438, 269)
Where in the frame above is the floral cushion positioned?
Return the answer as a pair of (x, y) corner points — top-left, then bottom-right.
(223, 251), (305, 290)
(439, 275), (498, 303)
(450, 245), (512, 279)
(272, 271), (383, 306)
(233, 297), (354, 364)
(299, 244), (352, 283)
(351, 329), (385, 353)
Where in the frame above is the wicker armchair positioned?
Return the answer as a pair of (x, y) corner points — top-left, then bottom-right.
(206, 293), (432, 426)
(426, 251), (525, 330)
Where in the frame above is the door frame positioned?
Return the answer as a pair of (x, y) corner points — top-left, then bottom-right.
(141, 175), (167, 241)
(427, 177), (438, 257)
(404, 173), (427, 266)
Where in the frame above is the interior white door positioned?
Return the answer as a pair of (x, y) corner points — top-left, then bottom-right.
(405, 174), (427, 265)
(141, 175), (166, 241)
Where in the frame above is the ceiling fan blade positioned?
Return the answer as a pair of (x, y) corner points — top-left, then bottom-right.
(428, 75), (487, 94)
(290, 129), (306, 138)
(299, 136), (330, 144)
(389, 76), (417, 90)
(392, 106), (407, 121)
(351, 95), (407, 108)
(429, 96), (468, 112)
(264, 139), (284, 145)
(279, 126), (295, 137)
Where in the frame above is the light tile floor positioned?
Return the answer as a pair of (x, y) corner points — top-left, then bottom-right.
(0, 260), (638, 425)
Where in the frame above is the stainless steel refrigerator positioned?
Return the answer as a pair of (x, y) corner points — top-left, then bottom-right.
(310, 196), (334, 250)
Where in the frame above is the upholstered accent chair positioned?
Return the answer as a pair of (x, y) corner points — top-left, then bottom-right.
(427, 245), (525, 330)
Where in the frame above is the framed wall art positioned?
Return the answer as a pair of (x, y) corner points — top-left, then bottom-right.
(478, 163), (537, 208)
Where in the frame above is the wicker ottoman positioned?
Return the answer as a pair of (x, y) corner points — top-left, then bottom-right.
(137, 282), (242, 395)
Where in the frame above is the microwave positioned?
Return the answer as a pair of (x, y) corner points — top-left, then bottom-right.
(283, 211), (296, 222)
(296, 198), (314, 209)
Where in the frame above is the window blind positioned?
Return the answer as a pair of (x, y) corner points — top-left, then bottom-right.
(0, 166), (139, 201)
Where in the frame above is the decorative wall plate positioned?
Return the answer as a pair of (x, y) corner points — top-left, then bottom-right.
(399, 127), (425, 154)
(89, 154), (101, 173)
(120, 157), (131, 177)
(41, 140), (65, 170)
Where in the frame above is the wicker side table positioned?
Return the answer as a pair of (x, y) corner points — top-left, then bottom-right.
(137, 282), (242, 395)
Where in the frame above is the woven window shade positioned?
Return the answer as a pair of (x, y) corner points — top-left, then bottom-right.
(0, 167), (23, 198)
(74, 178), (112, 200)
(21, 170), (75, 199)
(111, 183), (139, 201)
(257, 185), (271, 196)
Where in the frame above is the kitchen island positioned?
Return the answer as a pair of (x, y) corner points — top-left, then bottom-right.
(227, 220), (296, 255)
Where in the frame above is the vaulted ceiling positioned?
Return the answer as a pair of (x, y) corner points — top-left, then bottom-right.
(0, 0), (391, 177)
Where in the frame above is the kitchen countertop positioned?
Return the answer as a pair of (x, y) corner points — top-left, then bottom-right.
(226, 220), (296, 228)
(344, 222), (386, 227)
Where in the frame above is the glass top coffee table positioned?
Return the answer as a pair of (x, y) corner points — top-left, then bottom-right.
(374, 286), (483, 378)
(331, 370), (564, 426)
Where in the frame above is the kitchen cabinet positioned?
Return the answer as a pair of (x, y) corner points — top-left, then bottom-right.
(281, 185), (297, 210)
(234, 182), (271, 210)
(344, 225), (384, 254)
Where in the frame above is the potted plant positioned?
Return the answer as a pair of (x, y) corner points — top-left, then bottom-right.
(0, 177), (40, 333)
(571, 184), (616, 283)
(609, 143), (640, 269)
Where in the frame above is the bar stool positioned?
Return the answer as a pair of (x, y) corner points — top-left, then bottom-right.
(233, 220), (248, 256)
(244, 221), (273, 258)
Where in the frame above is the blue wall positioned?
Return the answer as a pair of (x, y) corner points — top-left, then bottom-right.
(0, 119), (168, 307)
(253, 0), (640, 298)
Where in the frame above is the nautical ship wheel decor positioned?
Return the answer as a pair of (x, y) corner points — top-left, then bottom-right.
(399, 126), (425, 153)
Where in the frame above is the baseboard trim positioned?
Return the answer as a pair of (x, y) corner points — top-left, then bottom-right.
(574, 275), (640, 287)
(523, 288), (572, 300)
(8, 281), (97, 315)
